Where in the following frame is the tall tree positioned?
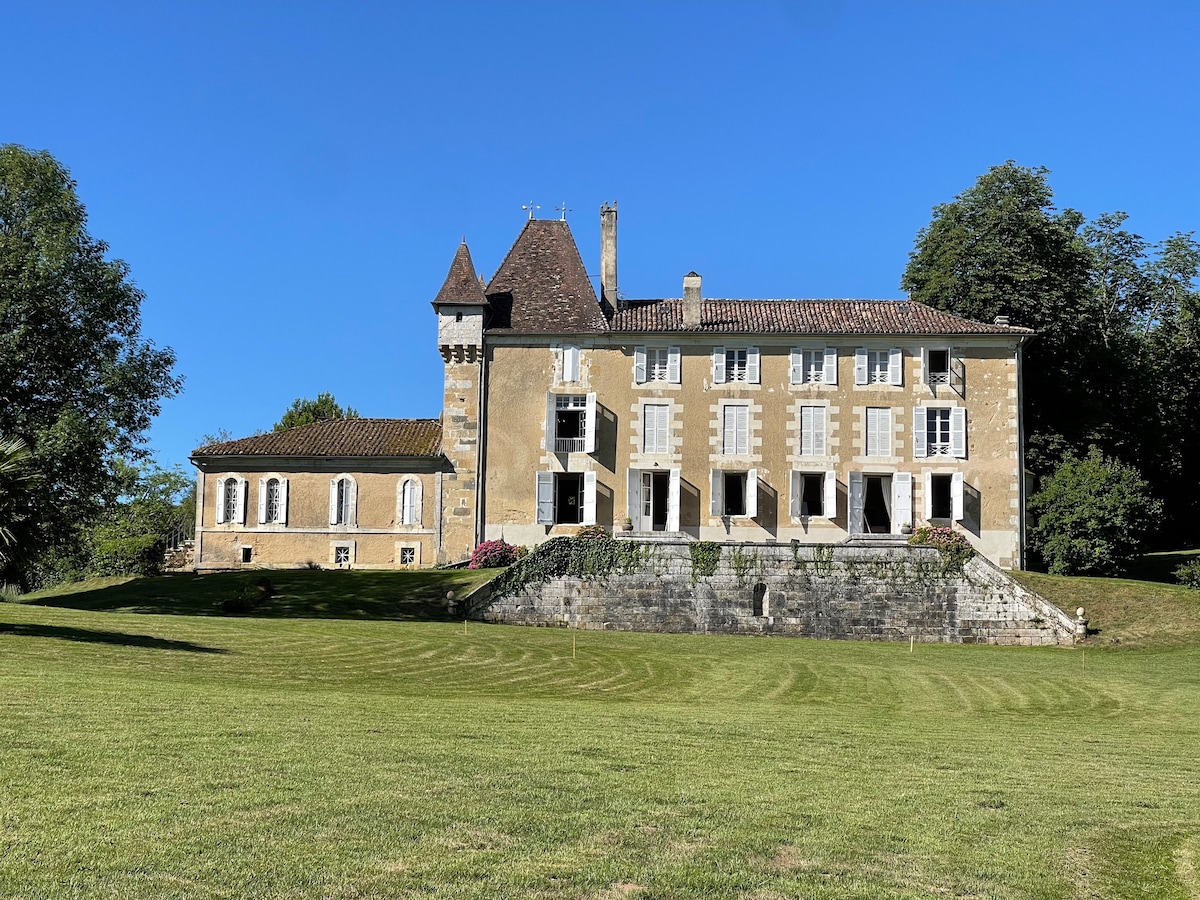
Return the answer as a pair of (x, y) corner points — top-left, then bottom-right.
(273, 393), (359, 431)
(0, 145), (180, 587)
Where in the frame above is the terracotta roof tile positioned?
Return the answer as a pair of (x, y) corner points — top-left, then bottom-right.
(610, 299), (1033, 336)
(192, 418), (443, 458)
(484, 219), (608, 333)
(433, 242), (488, 307)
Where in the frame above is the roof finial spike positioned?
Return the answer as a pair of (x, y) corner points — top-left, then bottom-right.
(555, 202), (572, 221)
(522, 202), (540, 220)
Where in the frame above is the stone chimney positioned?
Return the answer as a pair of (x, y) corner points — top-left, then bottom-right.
(683, 271), (702, 327)
(600, 202), (617, 305)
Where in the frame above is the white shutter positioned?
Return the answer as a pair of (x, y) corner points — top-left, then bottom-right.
(737, 406), (748, 454)
(215, 478), (227, 524)
(913, 407), (927, 458)
(723, 406), (737, 455)
(813, 407), (826, 456)
(923, 472), (933, 521)
(347, 478), (358, 527)
(583, 392), (597, 453)
(789, 349), (802, 385)
(789, 471), (801, 517)
(656, 405), (669, 453)
(746, 347), (760, 384)
(329, 478), (338, 525)
(668, 346), (681, 384)
(920, 347), (929, 385)
(824, 347), (838, 385)
(823, 470), (836, 519)
(544, 394), (556, 452)
(235, 478), (247, 525)
(279, 478), (289, 526)
(412, 479), (422, 527)
(746, 468), (758, 518)
(626, 469), (640, 523)
(710, 469), (723, 516)
(848, 471), (864, 534)
(536, 472), (554, 525)
(950, 407), (966, 458)
(258, 478), (267, 524)
(854, 348), (868, 385)
(712, 347), (726, 384)
(888, 348), (903, 385)
(894, 472), (912, 532)
(581, 472), (597, 525)
(952, 472), (964, 521)
(634, 346), (647, 383)
(667, 468), (680, 531)
(799, 407), (812, 456)
(563, 345), (580, 383)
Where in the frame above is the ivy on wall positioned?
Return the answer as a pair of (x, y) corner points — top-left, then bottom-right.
(688, 542), (721, 584)
(489, 536), (655, 601)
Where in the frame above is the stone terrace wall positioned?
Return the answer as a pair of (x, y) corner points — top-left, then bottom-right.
(467, 541), (1075, 646)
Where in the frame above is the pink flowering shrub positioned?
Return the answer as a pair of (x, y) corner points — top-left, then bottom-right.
(468, 539), (521, 569)
(908, 524), (975, 574)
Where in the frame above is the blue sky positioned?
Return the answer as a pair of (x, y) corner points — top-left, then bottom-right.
(6, 1), (1199, 471)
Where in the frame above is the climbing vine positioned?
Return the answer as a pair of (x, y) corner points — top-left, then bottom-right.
(489, 536), (655, 600)
(811, 544), (835, 577)
(728, 545), (758, 580)
(689, 541), (721, 584)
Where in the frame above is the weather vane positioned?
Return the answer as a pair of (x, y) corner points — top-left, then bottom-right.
(522, 202), (541, 220)
(555, 202), (572, 221)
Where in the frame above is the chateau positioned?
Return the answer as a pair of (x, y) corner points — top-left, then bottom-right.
(191, 205), (1032, 571)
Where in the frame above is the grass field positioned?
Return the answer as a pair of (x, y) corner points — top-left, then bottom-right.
(2, 570), (1199, 898)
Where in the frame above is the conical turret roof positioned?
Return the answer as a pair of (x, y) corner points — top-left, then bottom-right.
(432, 241), (488, 307)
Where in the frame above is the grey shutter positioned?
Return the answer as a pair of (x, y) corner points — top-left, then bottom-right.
(888, 348), (903, 386)
(913, 407), (927, 458)
(854, 348), (868, 385)
(848, 471), (864, 534)
(712, 346), (726, 384)
(544, 394), (556, 452)
(789, 349), (802, 385)
(667, 346), (681, 383)
(951, 353), (966, 398)
(634, 346), (647, 384)
(667, 468), (680, 532)
(710, 469), (723, 516)
(536, 472), (554, 525)
(823, 347), (838, 385)
(789, 470), (801, 517)
(921, 346), (929, 386)
(746, 347), (760, 384)
(950, 407), (967, 458)
(626, 468), (640, 523)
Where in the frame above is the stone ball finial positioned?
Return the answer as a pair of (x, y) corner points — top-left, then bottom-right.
(1076, 607), (1085, 618)
(447, 591), (456, 602)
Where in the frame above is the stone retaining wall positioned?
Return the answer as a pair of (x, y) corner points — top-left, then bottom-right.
(462, 541), (1074, 646)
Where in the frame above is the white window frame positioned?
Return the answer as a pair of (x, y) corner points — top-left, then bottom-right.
(722, 403), (750, 456)
(545, 392), (597, 454)
(643, 403), (671, 455)
(634, 345), (681, 384)
(923, 471), (965, 522)
(865, 408), (891, 458)
(534, 471), (597, 526)
(799, 406), (826, 457)
(790, 347), (837, 385)
(710, 468), (758, 518)
(398, 477), (423, 526)
(257, 475), (288, 525)
(914, 407), (966, 459)
(329, 475), (358, 527)
(855, 348), (903, 386)
(712, 346), (760, 384)
(789, 469), (836, 518)
(216, 476), (247, 525)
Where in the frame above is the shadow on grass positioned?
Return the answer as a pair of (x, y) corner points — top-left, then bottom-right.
(1127, 549), (1200, 584)
(0, 622), (228, 653)
(23, 569), (495, 622)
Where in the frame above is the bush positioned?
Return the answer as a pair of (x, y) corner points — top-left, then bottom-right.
(576, 524), (609, 540)
(220, 578), (273, 614)
(1028, 448), (1163, 577)
(468, 539), (521, 569)
(1175, 559), (1200, 590)
(908, 525), (976, 575)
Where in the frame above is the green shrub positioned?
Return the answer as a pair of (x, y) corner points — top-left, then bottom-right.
(908, 525), (976, 575)
(1175, 559), (1200, 590)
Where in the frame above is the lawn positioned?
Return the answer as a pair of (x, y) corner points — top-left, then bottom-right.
(2, 571), (1199, 898)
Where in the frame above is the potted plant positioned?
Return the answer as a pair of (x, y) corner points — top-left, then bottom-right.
(621, 516), (634, 532)
(899, 521), (913, 535)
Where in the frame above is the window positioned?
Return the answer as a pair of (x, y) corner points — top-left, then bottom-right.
(848, 472), (911, 535)
(712, 346), (760, 384)
(561, 345), (580, 383)
(722, 404), (750, 455)
(913, 407), (966, 458)
(329, 476), (357, 526)
(643, 403), (670, 454)
(865, 408), (891, 458)
(223, 479), (240, 524)
(791, 348), (837, 385)
(399, 478), (422, 526)
(400, 547), (416, 565)
(926, 349), (950, 385)
(545, 393), (596, 454)
(330, 540), (355, 566)
(535, 471), (597, 525)
(924, 472), (964, 522)
(334, 546), (351, 564)
(710, 468), (758, 518)
(216, 476), (245, 525)
(257, 476), (288, 525)
(626, 468), (681, 533)
(790, 470), (836, 518)
(634, 346), (681, 384)
(854, 348), (903, 386)
(799, 406), (826, 456)
(240, 546), (253, 563)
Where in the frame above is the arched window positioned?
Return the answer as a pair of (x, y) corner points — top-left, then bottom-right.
(257, 475), (288, 525)
(399, 478), (421, 526)
(224, 479), (239, 524)
(217, 476), (244, 525)
(329, 475), (357, 526)
(265, 478), (281, 522)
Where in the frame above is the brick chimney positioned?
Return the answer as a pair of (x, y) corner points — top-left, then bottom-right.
(600, 202), (617, 305)
(683, 271), (702, 327)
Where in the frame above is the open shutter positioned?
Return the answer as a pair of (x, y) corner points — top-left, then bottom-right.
(823, 470), (837, 519)
(710, 469), (723, 516)
(893, 472), (913, 532)
(329, 479), (338, 525)
(536, 472), (554, 525)
(626, 469), (640, 523)
(746, 468), (758, 518)
(824, 347), (838, 385)
(581, 472), (597, 525)
(888, 348), (903, 385)
(667, 346), (681, 384)
(923, 472), (933, 520)
(854, 348), (868, 385)
(279, 478), (289, 525)
(920, 347), (929, 385)
(634, 346), (647, 383)
(235, 479), (247, 525)
(258, 478), (267, 524)
(563, 345), (580, 383)
(712, 347), (726, 384)
(951, 353), (966, 398)
(789, 471), (800, 517)
(746, 347), (760, 384)
(913, 407), (927, 458)
(667, 468), (680, 532)
(215, 478), (227, 524)
(848, 471), (864, 534)
(789, 349), (802, 385)
(950, 407), (966, 458)
(813, 407), (826, 456)
(584, 392), (597, 453)
(952, 472), (964, 521)
(348, 479), (358, 527)
(544, 394), (556, 452)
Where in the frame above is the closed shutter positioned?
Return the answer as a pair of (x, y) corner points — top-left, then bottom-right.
(544, 394), (556, 452)
(789, 349), (802, 385)
(634, 346), (647, 383)
(952, 472), (964, 521)
(746, 347), (760, 384)
(823, 470), (837, 519)
(536, 472), (554, 525)
(710, 469), (723, 516)
(913, 407), (927, 458)
(347, 479), (358, 527)
(824, 347), (838, 385)
(278, 478), (288, 526)
(581, 472), (597, 525)
(329, 478), (339, 525)
(950, 407), (967, 458)
(235, 478), (247, 525)
(563, 345), (580, 383)
(746, 468), (758, 518)
(667, 468), (680, 532)
(789, 471), (801, 517)
(893, 472), (913, 532)
(813, 406), (826, 456)
(854, 348), (868, 385)
(712, 346), (726, 384)
(888, 348), (903, 385)
(848, 471), (864, 534)
(923, 472), (933, 520)
(215, 478), (227, 524)
(584, 392), (597, 453)
(258, 478), (267, 524)
(667, 346), (681, 384)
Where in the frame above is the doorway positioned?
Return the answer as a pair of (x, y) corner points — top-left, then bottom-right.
(640, 470), (670, 532)
(863, 474), (892, 533)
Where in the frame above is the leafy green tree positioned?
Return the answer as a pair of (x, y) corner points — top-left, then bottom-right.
(0, 145), (180, 587)
(85, 461), (193, 577)
(274, 393), (359, 431)
(1027, 449), (1163, 577)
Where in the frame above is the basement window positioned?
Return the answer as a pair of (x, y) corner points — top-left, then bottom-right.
(240, 546), (252, 563)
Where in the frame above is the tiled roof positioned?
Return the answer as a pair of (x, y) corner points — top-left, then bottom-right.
(484, 219), (608, 333)
(433, 242), (488, 307)
(192, 418), (443, 458)
(610, 299), (1034, 336)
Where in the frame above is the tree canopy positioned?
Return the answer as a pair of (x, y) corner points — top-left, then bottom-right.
(0, 144), (180, 587)
(274, 393), (359, 431)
